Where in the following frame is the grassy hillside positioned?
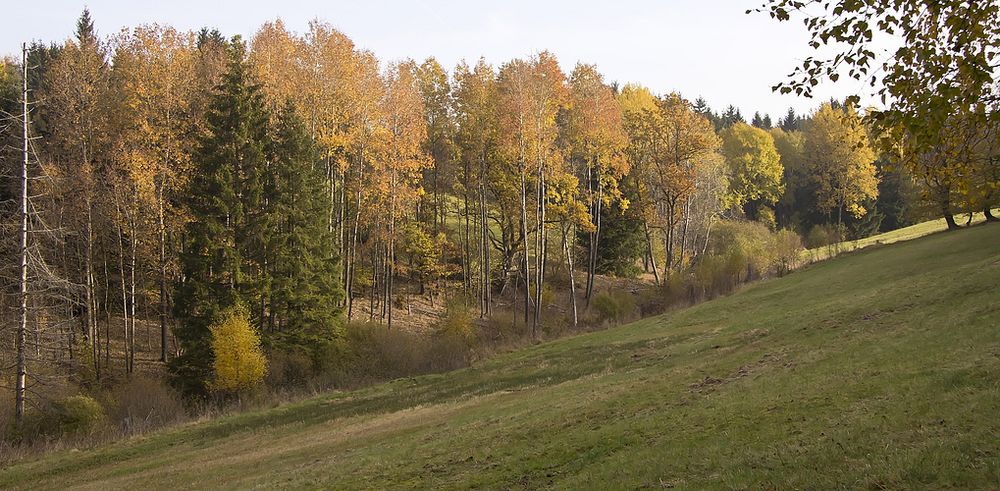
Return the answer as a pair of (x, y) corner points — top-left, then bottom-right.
(803, 209), (997, 262)
(2, 224), (998, 489)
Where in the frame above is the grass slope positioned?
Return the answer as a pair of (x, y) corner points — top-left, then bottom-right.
(2, 225), (999, 489)
(803, 209), (997, 262)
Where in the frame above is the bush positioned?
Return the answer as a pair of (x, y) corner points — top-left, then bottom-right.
(209, 305), (267, 394)
(774, 229), (804, 275)
(540, 283), (556, 309)
(312, 308), (479, 389)
(427, 299), (475, 369)
(265, 349), (314, 389)
(708, 220), (773, 281)
(707, 220), (804, 280)
(106, 377), (185, 434)
(805, 223), (844, 249)
(693, 254), (730, 299)
(637, 282), (670, 316)
(427, 332), (470, 372)
(51, 395), (106, 436)
(663, 272), (690, 302)
(334, 322), (405, 382)
(546, 265), (572, 290)
(528, 283), (557, 310)
(592, 291), (635, 326)
(322, 322), (427, 385)
(0, 397), (14, 441)
(437, 298), (475, 342)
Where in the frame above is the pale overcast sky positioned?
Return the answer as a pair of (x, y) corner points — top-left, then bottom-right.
(3, 0), (890, 119)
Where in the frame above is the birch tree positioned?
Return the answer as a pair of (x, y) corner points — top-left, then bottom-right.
(377, 61), (430, 328)
(564, 63), (627, 304)
(43, 9), (113, 375)
(453, 59), (498, 317)
(111, 25), (198, 366)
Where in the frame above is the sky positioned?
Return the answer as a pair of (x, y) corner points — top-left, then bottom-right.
(2, 0), (891, 119)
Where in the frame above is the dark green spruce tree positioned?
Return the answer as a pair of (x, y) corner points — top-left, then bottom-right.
(172, 43), (345, 394)
(780, 107), (801, 131)
(719, 105), (745, 129)
(582, 174), (646, 278)
(265, 100), (344, 361)
(171, 37), (270, 396)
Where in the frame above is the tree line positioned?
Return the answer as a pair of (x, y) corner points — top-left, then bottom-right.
(1, 9), (996, 421)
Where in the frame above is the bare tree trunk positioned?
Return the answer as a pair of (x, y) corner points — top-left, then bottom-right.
(158, 116), (170, 363)
(157, 180), (168, 362)
(327, 158), (336, 235)
(585, 165), (594, 305)
(129, 211), (138, 375)
(562, 223), (578, 328)
(86, 200), (97, 377)
(382, 240), (389, 323)
(837, 199), (845, 238)
(463, 160), (472, 302)
(476, 182), (490, 319)
(480, 161), (492, 316)
(664, 199), (676, 273)
(115, 202), (130, 375)
(103, 257), (111, 369)
(433, 159), (441, 233)
(595, 181), (603, 276)
(643, 220), (660, 285)
(679, 197), (691, 270)
(703, 216), (716, 255)
(481, 153), (492, 316)
(943, 212), (958, 229)
(339, 166), (347, 258)
(15, 46), (29, 423)
(347, 154), (365, 320)
(519, 168), (531, 330)
(478, 182), (485, 317)
(369, 242), (378, 323)
(387, 179), (396, 329)
(587, 178), (604, 306)
(541, 201), (549, 286)
(533, 164), (544, 329)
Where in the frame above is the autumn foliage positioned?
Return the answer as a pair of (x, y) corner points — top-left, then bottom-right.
(1, 7), (994, 429)
(209, 306), (267, 394)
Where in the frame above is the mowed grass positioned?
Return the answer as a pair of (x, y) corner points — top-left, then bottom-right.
(802, 209), (997, 262)
(2, 225), (999, 489)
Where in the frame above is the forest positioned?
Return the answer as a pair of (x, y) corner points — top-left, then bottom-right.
(0, 4), (997, 450)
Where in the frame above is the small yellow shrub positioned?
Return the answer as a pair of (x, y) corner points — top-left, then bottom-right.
(209, 305), (267, 394)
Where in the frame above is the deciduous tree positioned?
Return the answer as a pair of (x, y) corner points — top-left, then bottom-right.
(757, 0), (1000, 224)
(721, 122), (784, 218)
(803, 103), (878, 229)
(564, 63), (627, 307)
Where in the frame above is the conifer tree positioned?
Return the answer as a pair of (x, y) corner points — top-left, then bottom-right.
(780, 107), (800, 132)
(720, 105), (745, 128)
(171, 38), (270, 395)
(266, 100), (344, 357)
